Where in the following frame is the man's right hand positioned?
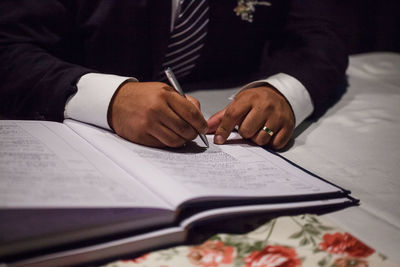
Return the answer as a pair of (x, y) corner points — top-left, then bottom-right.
(108, 82), (208, 148)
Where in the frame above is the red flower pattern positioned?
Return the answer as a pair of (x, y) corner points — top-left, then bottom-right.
(334, 257), (369, 267)
(243, 245), (301, 267)
(319, 232), (374, 258)
(187, 240), (235, 267)
(122, 253), (149, 263)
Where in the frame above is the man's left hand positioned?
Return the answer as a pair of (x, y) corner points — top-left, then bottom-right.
(207, 86), (295, 150)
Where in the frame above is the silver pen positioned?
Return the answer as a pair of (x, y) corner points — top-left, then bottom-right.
(164, 67), (209, 148)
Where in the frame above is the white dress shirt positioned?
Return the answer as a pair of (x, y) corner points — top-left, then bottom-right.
(64, 0), (313, 129)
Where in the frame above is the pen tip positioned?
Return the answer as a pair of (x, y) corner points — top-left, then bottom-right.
(204, 137), (210, 148)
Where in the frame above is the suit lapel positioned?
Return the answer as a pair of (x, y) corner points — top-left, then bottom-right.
(149, 0), (172, 80)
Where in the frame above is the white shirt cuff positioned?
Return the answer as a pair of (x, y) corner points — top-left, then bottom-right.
(64, 73), (137, 130)
(242, 73), (314, 128)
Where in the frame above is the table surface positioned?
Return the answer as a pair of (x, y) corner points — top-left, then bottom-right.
(189, 53), (400, 263)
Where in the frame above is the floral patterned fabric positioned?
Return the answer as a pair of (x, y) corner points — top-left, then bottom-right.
(104, 214), (397, 267)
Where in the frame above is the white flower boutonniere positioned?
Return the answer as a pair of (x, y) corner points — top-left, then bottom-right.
(234, 0), (272, 23)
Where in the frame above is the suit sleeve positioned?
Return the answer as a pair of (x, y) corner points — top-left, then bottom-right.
(261, 0), (349, 118)
(0, 1), (92, 121)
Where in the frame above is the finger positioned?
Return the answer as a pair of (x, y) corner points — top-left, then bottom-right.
(270, 123), (294, 150)
(117, 123), (166, 148)
(207, 108), (225, 133)
(214, 101), (251, 144)
(159, 105), (198, 140)
(237, 108), (268, 139)
(134, 133), (166, 148)
(251, 119), (280, 147)
(186, 95), (201, 111)
(149, 122), (187, 148)
(167, 93), (208, 134)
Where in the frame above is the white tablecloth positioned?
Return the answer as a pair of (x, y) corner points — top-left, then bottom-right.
(190, 53), (400, 263)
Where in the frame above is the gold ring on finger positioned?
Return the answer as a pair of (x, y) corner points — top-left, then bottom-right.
(262, 126), (274, 136)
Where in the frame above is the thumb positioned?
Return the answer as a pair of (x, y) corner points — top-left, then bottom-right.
(207, 108), (226, 133)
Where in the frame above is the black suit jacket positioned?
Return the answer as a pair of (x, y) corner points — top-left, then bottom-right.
(0, 0), (348, 122)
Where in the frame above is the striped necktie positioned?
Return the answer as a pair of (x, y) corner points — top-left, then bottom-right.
(158, 0), (209, 81)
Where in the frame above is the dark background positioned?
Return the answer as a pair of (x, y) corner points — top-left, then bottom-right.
(341, 0), (400, 54)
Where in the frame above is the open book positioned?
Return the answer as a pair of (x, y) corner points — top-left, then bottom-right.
(0, 120), (357, 266)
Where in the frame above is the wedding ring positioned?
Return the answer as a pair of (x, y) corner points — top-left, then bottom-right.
(262, 126), (274, 136)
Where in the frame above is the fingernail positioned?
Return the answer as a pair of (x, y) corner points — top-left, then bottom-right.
(202, 127), (209, 134)
(214, 135), (225, 145)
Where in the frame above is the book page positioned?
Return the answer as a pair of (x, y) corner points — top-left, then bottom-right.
(65, 120), (342, 208)
(180, 198), (352, 228)
(0, 121), (168, 209)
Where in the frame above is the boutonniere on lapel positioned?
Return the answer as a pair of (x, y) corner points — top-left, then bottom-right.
(234, 0), (272, 22)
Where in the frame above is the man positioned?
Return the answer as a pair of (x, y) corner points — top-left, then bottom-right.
(0, 0), (348, 149)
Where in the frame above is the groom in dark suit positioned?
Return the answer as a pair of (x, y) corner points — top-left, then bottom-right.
(0, 0), (348, 149)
